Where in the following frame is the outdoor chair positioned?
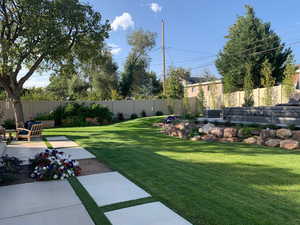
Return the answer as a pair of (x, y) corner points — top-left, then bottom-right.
(16, 123), (43, 142)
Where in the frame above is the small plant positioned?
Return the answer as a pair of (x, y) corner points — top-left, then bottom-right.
(288, 124), (296, 130)
(30, 149), (81, 181)
(130, 113), (138, 120)
(155, 111), (164, 116)
(239, 127), (257, 138)
(117, 113), (124, 121)
(0, 155), (22, 184)
(2, 119), (15, 129)
(141, 110), (147, 117)
(34, 112), (54, 121)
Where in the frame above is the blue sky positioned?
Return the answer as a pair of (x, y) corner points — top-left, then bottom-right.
(26, 0), (300, 87)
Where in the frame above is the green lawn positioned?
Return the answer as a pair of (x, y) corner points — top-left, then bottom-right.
(45, 117), (300, 225)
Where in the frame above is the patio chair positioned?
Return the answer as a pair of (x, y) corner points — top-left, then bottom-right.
(16, 123), (43, 142)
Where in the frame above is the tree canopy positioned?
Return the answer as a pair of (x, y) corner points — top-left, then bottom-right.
(0, 0), (110, 126)
(215, 5), (292, 93)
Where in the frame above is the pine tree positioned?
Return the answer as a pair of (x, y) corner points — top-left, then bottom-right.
(216, 5), (292, 92)
(243, 64), (254, 107)
(196, 88), (206, 116)
(261, 59), (275, 105)
(282, 55), (296, 99)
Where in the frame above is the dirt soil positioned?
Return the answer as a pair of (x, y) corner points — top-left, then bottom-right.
(78, 158), (112, 176)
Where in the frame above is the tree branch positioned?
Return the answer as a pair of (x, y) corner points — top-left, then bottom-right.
(17, 54), (46, 88)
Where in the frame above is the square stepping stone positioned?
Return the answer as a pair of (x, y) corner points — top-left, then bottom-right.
(105, 202), (193, 225)
(46, 136), (79, 148)
(0, 181), (80, 219)
(78, 172), (150, 206)
(46, 136), (69, 141)
(6, 140), (47, 165)
(58, 147), (95, 160)
(0, 204), (95, 225)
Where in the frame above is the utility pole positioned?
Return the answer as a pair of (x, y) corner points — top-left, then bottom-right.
(161, 20), (166, 95)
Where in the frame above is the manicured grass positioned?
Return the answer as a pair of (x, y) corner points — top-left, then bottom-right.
(45, 117), (300, 225)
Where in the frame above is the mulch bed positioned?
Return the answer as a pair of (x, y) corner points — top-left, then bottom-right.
(0, 159), (112, 187)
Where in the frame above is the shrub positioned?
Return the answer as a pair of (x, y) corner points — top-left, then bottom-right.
(117, 113), (124, 121)
(30, 149), (81, 181)
(2, 119), (15, 129)
(155, 111), (164, 116)
(52, 103), (113, 126)
(130, 113), (138, 120)
(88, 104), (113, 123)
(34, 112), (54, 121)
(141, 110), (147, 117)
(239, 127), (257, 138)
(0, 155), (22, 184)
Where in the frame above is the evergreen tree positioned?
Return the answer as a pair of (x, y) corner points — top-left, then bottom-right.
(216, 5), (292, 92)
(261, 59), (275, 105)
(164, 67), (188, 99)
(243, 64), (254, 107)
(282, 55), (296, 99)
(196, 88), (206, 116)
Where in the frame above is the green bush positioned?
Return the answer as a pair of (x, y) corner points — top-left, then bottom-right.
(117, 113), (125, 121)
(155, 111), (164, 116)
(130, 113), (138, 120)
(34, 112), (54, 121)
(141, 110), (147, 117)
(238, 127), (259, 138)
(2, 119), (15, 129)
(52, 103), (113, 127)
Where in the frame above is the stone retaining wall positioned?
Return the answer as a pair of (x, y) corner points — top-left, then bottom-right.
(223, 106), (300, 126)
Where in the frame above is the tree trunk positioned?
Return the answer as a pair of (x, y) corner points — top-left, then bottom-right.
(10, 95), (25, 128)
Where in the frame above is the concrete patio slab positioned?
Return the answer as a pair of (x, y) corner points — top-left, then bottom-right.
(57, 147), (95, 160)
(46, 136), (79, 148)
(0, 204), (94, 225)
(0, 181), (81, 219)
(105, 202), (193, 225)
(6, 139), (47, 165)
(46, 136), (69, 141)
(78, 172), (151, 206)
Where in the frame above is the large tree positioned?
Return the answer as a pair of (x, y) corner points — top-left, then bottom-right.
(120, 29), (156, 97)
(215, 5), (292, 93)
(0, 0), (110, 127)
(164, 67), (189, 99)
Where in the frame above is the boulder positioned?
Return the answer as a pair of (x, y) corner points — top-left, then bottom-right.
(190, 136), (201, 141)
(276, 128), (292, 139)
(175, 122), (190, 130)
(265, 139), (281, 147)
(260, 129), (276, 140)
(292, 130), (300, 141)
(243, 137), (257, 145)
(201, 134), (217, 142)
(153, 122), (164, 127)
(280, 139), (299, 150)
(223, 128), (238, 138)
(256, 136), (265, 145)
(198, 123), (215, 134)
(219, 137), (239, 143)
(209, 127), (224, 138)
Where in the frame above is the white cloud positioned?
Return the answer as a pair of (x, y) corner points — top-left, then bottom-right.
(108, 43), (122, 55)
(150, 3), (162, 13)
(111, 12), (134, 31)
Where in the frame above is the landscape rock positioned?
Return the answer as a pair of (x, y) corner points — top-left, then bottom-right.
(175, 122), (190, 130)
(276, 128), (292, 139)
(265, 139), (281, 147)
(292, 130), (300, 141)
(280, 139), (299, 150)
(209, 127), (224, 138)
(219, 137), (239, 143)
(153, 122), (164, 127)
(243, 137), (257, 144)
(198, 123), (215, 134)
(201, 134), (217, 142)
(223, 128), (238, 138)
(260, 129), (276, 140)
(256, 136), (265, 145)
(190, 136), (201, 141)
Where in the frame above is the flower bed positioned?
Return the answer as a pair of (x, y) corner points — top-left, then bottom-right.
(30, 149), (81, 181)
